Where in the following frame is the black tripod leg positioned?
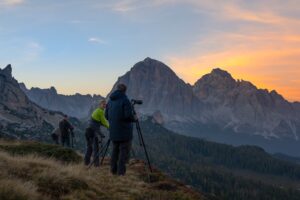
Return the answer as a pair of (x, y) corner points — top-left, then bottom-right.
(88, 139), (109, 169)
(136, 121), (153, 173)
(100, 140), (111, 166)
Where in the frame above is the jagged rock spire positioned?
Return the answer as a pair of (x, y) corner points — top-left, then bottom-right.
(1, 64), (12, 77)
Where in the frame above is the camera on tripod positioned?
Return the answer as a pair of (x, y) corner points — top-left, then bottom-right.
(131, 99), (143, 105)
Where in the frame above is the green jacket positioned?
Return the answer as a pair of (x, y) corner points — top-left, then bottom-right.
(91, 108), (109, 129)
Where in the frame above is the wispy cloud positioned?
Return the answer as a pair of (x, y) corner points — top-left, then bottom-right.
(88, 37), (106, 44)
(0, 0), (24, 6)
(24, 42), (43, 61)
(94, 0), (171, 13)
(111, 0), (136, 13)
(70, 20), (83, 24)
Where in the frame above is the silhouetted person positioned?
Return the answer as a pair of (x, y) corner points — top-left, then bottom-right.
(59, 115), (74, 147)
(51, 127), (60, 145)
(84, 100), (109, 167)
(105, 84), (136, 176)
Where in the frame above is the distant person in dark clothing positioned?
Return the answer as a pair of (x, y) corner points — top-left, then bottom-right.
(105, 84), (137, 176)
(84, 100), (109, 167)
(51, 127), (60, 145)
(59, 115), (74, 147)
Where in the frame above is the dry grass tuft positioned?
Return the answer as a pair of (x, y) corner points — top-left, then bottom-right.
(0, 179), (46, 200)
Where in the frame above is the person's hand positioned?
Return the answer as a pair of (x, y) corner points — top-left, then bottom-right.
(133, 114), (138, 122)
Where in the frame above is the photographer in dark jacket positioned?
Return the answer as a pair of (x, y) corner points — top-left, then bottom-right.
(105, 84), (136, 176)
(59, 115), (74, 147)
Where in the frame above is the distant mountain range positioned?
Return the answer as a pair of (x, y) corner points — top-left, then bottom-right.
(3, 58), (300, 156)
(20, 83), (103, 119)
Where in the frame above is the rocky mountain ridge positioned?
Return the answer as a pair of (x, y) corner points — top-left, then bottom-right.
(109, 58), (300, 142)
(20, 83), (103, 119)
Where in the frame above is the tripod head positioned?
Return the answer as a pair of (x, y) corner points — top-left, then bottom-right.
(131, 99), (143, 106)
(131, 99), (143, 116)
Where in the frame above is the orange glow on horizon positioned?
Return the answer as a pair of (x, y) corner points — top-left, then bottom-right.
(167, 46), (300, 102)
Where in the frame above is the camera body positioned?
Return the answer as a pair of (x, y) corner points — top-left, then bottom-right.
(131, 99), (143, 105)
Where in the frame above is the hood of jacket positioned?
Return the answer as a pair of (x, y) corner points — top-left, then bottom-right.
(109, 90), (126, 101)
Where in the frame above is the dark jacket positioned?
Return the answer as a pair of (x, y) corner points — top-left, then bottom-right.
(59, 119), (74, 137)
(105, 90), (135, 141)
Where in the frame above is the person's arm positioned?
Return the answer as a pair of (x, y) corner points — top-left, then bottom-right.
(99, 109), (109, 129)
(123, 99), (136, 122)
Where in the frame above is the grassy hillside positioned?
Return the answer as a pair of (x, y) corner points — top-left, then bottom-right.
(0, 140), (203, 200)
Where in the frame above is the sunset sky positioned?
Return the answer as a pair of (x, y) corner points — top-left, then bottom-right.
(0, 0), (299, 101)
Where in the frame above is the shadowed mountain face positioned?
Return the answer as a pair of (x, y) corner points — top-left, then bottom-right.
(108, 58), (300, 155)
(109, 57), (204, 122)
(0, 65), (68, 140)
(20, 84), (103, 119)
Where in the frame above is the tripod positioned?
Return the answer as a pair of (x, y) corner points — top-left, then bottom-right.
(88, 138), (110, 169)
(132, 103), (153, 173)
(89, 101), (153, 173)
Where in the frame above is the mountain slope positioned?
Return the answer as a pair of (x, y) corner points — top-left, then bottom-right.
(0, 65), (72, 140)
(0, 139), (203, 200)
(20, 83), (103, 119)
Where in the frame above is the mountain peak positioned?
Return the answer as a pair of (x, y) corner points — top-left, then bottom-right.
(141, 57), (165, 67)
(211, 68), (233, 79)
(131, 57), (176, 76)
(108, 58), (199, 118)
(143, 57), (155, 63)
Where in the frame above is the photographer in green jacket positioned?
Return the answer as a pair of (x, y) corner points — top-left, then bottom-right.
(84, 100), (109, 167)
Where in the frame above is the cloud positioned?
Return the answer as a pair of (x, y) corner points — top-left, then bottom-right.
(1, 0), (24, 6)
(24, 42), (43, 62)
(101, 0), (300, 27)
(70, 20), (83, 24)
(94, 0), (173, 14)
(111, 0), (136, 13)
(88, 37), (106, 44)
